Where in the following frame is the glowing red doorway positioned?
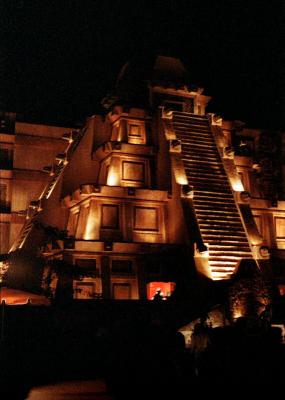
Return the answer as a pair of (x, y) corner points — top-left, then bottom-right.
(147, 282), (176, 300)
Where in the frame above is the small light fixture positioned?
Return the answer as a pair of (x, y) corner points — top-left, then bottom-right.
(198, 244), (208, 254)
(240, 191), (251, 202)
(127, 187), (136, 196)
(93, 185), (101, 193)
(182, 184), (194, 198)
(170, 139), (181, 153)
(62, 130), (78, 143)
(56, 153), (68, 165)
(259, 246), (269, 257)
(28, 200), (42, 211)
(42, 165), (56, 176)
(252, 163), (261, 172)
(104, 241), (113, 251)
(223, 146), (235, 158)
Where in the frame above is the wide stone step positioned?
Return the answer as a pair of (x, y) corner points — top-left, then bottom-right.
(175, 131), (215, 141)
(174, 121), (210, 129)
(173, 111), (208, 120)
(175, 127), (212, 135)
(195, 212), (241, 219)
(194, 191), (234, 199)
(188, 177), (229, 185)
(185, 163), (226, 173)
(179, 139), (216, 147)
(191, 178), (231, 186)
(200, 227), (246, 234)
(183, 150), (219, 159)
(174, 119), (209, 126)
(194, 196), (236, 204)
(195, 212), (239, 219)
(181, 142), (218, 152)
(211, 272), (232, 280)
(199, 222), (244, 230)
(197, 216), (241, 223)
(210, 259), (252, 265)
(198, 223), (243, 229)
(189, 173), (229, 182)
(191, 175), (229, 183)
(182, 150), (221, 159)
(188, 173), (229, 182)
(175, 126), (212, 134)
(182, 148), (219, 158)
(194, 195), (231, 203)
(191, 180), (231, 188)
(175, 128), (212, 136)
(209, 257), (242, 263)
(199, 220), (244, 228)
(210, 268), (237, 276)
(197, 212), (239, 219)
(182, 149), (220, 158)
(184, 166), (225, 176)
(176, 127), (211, 133)
(206, 239), (249, 245)
(203, 237), (248, 243)
(196, 207), (239, 215)
(210, 252), (252, 258)
(192, 185), (232, 193)
(200, 226), (245, 234)
(211, 269), (236, 275)
(202, 232), (247, 239)
(209, 260), (238, 266)
(188, 172), (228, 181)
(172, 114), (209, 125)
(195, 202), (237, 210)
(183, 157), (221, 166)
(188, 167), (227, 175)
(210, 268), (237, 274)
(181, 142), (217, 150)
(209, 244), (251, 251)
(194, 202), (240, 211)
(201, 230), (246, 237)
(186, 165), (223, 173)
(190, 175), (230, 184)
(209, 256), (247, 261)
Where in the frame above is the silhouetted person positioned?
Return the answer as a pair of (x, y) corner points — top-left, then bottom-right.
(153, 289), (163, 301)
(190, 322), (211, 380)
(259, 304), (272, 331)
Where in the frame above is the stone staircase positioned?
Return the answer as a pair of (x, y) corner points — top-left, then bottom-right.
(172, 111), (252, 280)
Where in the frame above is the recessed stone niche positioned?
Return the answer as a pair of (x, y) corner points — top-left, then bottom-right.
(134, 206), (159, 231)
(101, 204), (119, 229)
(122, 161), (145, 185)
(127, 122), (146, 144)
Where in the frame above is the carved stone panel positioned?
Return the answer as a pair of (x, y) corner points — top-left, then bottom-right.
(275, 217), (285, 239)
(101, 204), (119, 229)
(134, 206), (159, 231)
(112, 283), (131, 299)
(122, 161), (145, 184)
(127, 121), (146, 144)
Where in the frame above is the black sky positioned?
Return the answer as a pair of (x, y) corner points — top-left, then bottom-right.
(1, 0), (284, 129)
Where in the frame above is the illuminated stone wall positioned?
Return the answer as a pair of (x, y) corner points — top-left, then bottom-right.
(0, 117), (72, 253)
(223, 121), (285, 253)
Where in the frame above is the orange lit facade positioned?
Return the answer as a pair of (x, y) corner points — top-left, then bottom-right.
(0, 115), (70, 254)
(1, 56), (285, 299)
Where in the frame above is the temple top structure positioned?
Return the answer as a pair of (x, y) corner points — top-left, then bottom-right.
(102, 55), (211, 114)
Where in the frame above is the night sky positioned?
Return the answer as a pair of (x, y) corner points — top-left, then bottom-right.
(1, 0), (284, 129)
